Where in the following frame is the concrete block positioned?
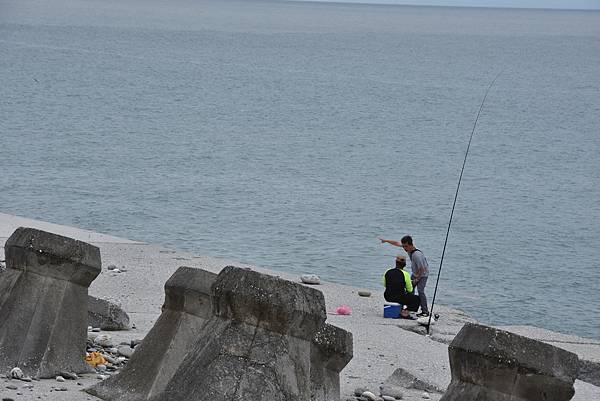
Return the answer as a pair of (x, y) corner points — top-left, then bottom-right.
(86, 266), (217, 401)
(441, 323), (579, 401)
(311, 323), (353, 401)
(0, 227), (101, 378)
(150, 265), (327, 401)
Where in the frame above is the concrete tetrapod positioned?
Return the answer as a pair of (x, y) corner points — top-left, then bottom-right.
(311, 323), (353, 401)
(0, 227), (101, 378)
(87, 266), (217, 401)
(440, 322), (579, 401)
(149, 265), (327, 401)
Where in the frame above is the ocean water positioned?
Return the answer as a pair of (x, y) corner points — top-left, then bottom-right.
(1, 0), (599, 339)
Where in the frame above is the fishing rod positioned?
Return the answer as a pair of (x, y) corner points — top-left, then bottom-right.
(426, 70), (504, 334)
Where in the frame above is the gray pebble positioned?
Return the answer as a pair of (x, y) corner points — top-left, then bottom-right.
(5, 385), (18, 390)
(354, 387), (369, 396)
(94, 333), (114, 347)
(358, 290), (372, 297)
(104, 354), (118, 365)
(118, 345), (135, 358)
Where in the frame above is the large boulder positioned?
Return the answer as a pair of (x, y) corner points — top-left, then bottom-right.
(441, 322), (579, 401)
(0, 227), (101, 378)
(88, 295), (130, 331)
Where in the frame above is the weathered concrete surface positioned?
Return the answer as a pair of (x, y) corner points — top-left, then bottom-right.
(86, 266), (217, 401)
(441, 322), (579, 401)
(88, 295), (131, 331)
(498, 325), (600, 387)
(149, 265), (327, 401)
(0, 227), (101, 378)
(311, 323), (353, 401)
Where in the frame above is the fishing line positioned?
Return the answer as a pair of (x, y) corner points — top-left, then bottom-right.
(426, 70), (504, 334)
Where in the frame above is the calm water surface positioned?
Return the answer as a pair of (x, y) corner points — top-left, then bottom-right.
(1, 0), (599, 338)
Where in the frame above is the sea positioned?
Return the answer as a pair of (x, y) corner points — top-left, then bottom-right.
(1, 0), (599, 339)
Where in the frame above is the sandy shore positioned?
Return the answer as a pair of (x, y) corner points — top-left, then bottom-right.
(1, 212), (599, 401)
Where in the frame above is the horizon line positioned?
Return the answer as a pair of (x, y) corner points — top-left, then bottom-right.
(284, 0), (600, 11)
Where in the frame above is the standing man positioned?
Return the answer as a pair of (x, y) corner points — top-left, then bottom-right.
(379, 235), (430, 317)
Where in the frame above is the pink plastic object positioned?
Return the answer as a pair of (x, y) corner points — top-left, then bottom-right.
(334, 305), (352, 315)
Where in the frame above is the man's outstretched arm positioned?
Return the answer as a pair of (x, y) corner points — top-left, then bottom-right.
(379, 237), (403, 247)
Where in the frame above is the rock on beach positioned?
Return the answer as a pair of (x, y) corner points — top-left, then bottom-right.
(301, 273), (321, 284)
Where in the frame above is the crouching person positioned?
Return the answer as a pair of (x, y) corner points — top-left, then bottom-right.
(383, 256), (420, 317)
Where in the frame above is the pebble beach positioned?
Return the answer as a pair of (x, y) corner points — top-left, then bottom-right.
(1, 212), (599, 401)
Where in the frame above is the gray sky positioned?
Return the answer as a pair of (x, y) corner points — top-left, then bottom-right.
(307, 0), (600, 10)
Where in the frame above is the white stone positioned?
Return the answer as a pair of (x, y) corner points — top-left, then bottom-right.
(55, 376), (65, 382)
(300, 274), (320, 285)
(10, 367), (23, 379)
(361, 391), (378, 400)
(422, 392), (430, 399)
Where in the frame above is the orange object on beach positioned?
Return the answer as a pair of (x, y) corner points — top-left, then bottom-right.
(85, 351), (106, 367)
